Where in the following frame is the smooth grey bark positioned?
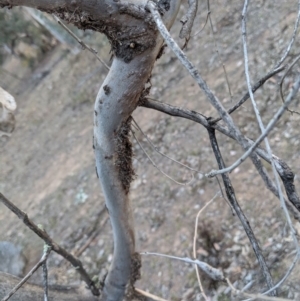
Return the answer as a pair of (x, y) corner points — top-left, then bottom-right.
(93, 2), (181, 300)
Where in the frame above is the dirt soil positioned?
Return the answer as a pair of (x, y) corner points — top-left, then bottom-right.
(1, 0), (300, 300)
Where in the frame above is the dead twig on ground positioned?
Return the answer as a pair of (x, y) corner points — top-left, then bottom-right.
(193, 193), (219, 301)
(135, 288), (169, 301)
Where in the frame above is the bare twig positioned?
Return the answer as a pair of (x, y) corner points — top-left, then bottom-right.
(243, 253), (299, 301)
(273, 156), (300, 212)
(206, 0), (232, 101)
(1, 245), (51, 301)
(241, 2), (300, 296)
(61, 206), (108, 271)
(142, 98), (300, 220)
(147, 0), (270, 189)
(193, 0), (211, 37)
(215, 176), (236, 214)
(0, 272), (98, 301)
(141, 98), (300, 219)
(148, 1), (236, 131)
(247, 146), (300, 222)
(43, 263), (48, 301)
(141, 252), (225, 281)
(279, 53), (300, 115)
(132, 117), (201, 173)
(149, 0), (265, 203)
(206, 74), (300, 177)
(242, 0), (299, 271)
(193, 193), (219, 301)
(274, 0), (300, 68)
(227, 278), (294, 301)
(142, 97), (209, 127)
(74, 216), (109, 258)
(210, 66), (285, 124)
(42, 245), (50, 301)
(180, 0), (198, 41)
(135, 288), (169, 301)
(131, 129), (194, 185)
(0, 67), (23, 81)
(151, 8), (272, 217)
(207, 127), (276, 294)
(0, 193), (100, 296)
(52, 15), (110, 70)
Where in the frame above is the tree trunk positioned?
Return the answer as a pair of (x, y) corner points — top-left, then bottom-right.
(93, 2), (181, 300)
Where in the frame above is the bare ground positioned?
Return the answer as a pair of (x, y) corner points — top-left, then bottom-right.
(1, 0), (300, 300)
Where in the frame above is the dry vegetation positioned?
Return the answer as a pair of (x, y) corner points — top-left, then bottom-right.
(1, 0), (300, 300)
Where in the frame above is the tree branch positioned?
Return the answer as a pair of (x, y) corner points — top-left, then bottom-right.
(0, 193), (100, 296)
(206, 74), (300, 177)
(147, 0), (247, 147)
(274, 0), (300, 68)
(242, 0), (299, 265)
(179, 0), (198, 40)
(52, 14), (110, 70)
(141, 98), (300, 219)
(207, 127), (276, 295)
(0, 272), (98, 301)
(210, 66), (285, 124)
(2, 246), (51, 301)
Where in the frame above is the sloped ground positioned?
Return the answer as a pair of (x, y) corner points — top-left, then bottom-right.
(1, 0), (300, 300)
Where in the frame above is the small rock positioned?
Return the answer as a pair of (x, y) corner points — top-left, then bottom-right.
(0, 241), (26, 277)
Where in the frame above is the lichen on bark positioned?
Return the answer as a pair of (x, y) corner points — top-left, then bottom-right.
(114, 116), (135, 195)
